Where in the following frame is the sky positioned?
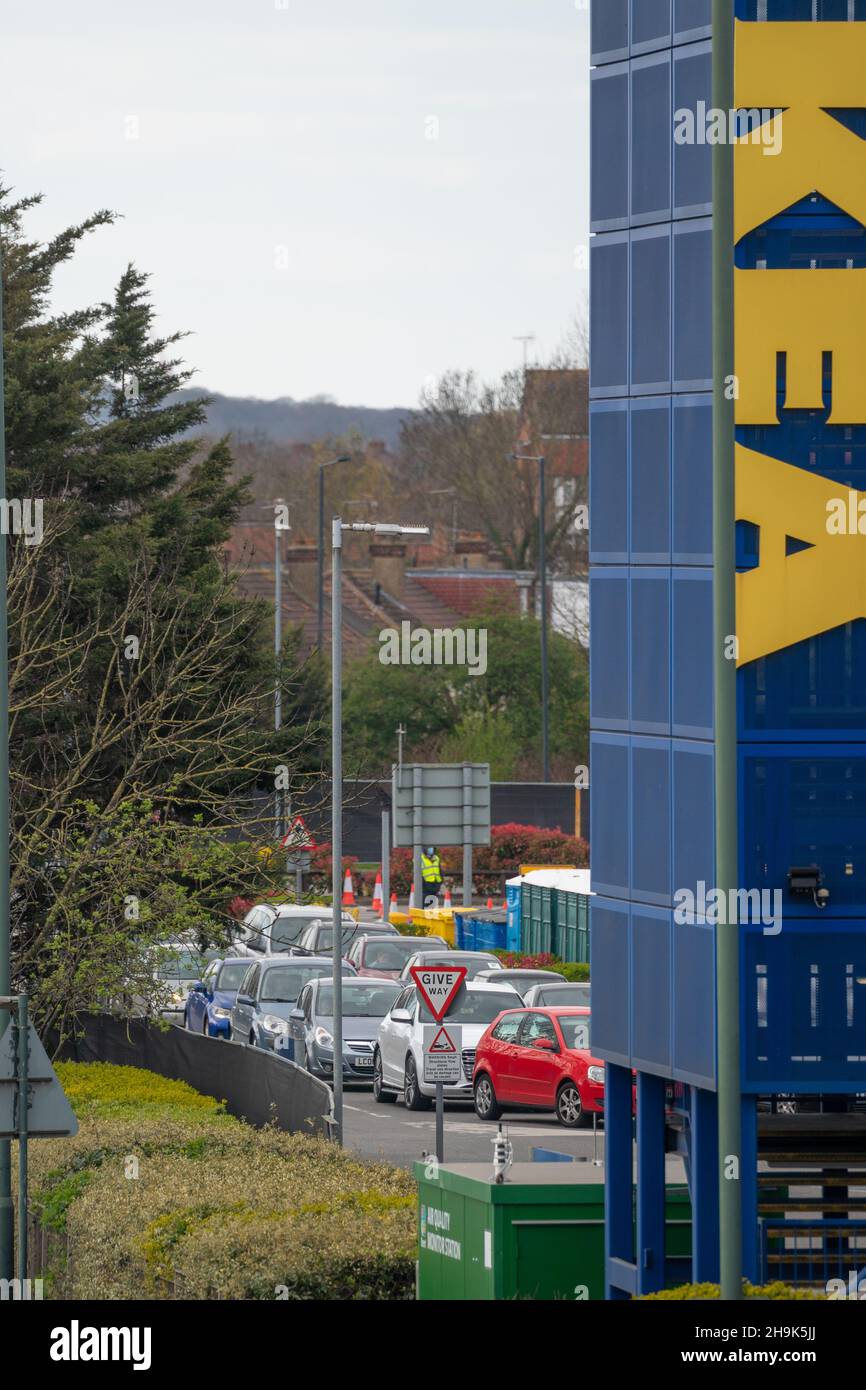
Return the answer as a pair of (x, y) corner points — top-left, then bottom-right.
(1, 0), (588, 409)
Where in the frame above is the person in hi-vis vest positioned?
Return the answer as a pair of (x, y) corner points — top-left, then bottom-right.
(420, 847), (443, 907)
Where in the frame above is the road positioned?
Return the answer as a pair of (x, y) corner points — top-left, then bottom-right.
(342, 1086), (609, 1168)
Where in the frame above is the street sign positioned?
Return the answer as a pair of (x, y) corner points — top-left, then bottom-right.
(391, 763), (491, 848)
(281, 816), (315, 852)
(0, 1023), (78, 1138)
(410, 964), (467, 1022)
(422, 1024), (462, 1085)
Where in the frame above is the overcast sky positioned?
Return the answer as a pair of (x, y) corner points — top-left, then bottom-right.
(2, 0), (588, 409)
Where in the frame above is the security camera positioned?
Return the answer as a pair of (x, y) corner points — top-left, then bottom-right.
(815, 887), (830, 909)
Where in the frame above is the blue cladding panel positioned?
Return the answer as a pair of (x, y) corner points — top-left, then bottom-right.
(673, 742), (715, 892)
(674, 0), (712, 37)
(632, 738), (672, 904)
(591, 66), (629, 231)
(630, 400), (671, 563)
(630, 54), (672, 224)
(590, 570), (629, 728)
(673, 44), (712, 216)
(631, 0), (672, 52)
(590, 403), (629, 563)
(590, 234), (629, 397)
(631, 572), (671, 735)
(674, 920), (716, 1087)
(632, 906), (673, 1073)
(630, 228), (671, 392)
(673, 221), (712, 389)
(591, 736), (631, 899)
(743, 925), (866, 1094)
(672, 571), (714, 737)
(740, 623), (866, 738)
(672, 395), (713, 563)
(591, 0), (629, 63)
(589, 897), (631, 1065)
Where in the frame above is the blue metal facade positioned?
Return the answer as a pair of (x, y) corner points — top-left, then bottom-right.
(589, 0), (866, 1296)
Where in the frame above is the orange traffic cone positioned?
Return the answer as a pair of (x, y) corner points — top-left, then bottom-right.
(408, 884), (416, 911)
(342, 868), (356, 907)
(443, 884), (452, 910)
(486, 896), (494, 909)
(389, 891), (398, 920)
(372, 869), (384, 917)
(502, 899), (507, 911)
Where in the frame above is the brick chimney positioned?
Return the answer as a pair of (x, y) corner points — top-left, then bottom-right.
(369, 541), (407, 600)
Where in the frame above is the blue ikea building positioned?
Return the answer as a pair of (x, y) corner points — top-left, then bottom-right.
(589, 0), (866, 1296)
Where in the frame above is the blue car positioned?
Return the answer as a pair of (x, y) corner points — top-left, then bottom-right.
(185, 956), (251, 1039)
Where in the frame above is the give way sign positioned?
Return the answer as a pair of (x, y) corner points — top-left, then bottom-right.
(409, 964), (467, 1021)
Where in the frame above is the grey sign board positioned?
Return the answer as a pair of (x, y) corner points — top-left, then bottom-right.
(391, 762), (491, 848)
(0, 1022), (78, 1138)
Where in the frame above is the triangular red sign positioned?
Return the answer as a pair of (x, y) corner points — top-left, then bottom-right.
(410, 964), (467, 1021)
(428, 1026), (457, 1054)
(281, 816), (315, 851)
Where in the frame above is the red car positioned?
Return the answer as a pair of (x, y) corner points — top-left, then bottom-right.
(472, 1006), (604, 1128)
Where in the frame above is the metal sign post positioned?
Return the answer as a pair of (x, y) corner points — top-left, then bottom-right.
(392, 763), (491, 912)
(411, 965), (467, 1164)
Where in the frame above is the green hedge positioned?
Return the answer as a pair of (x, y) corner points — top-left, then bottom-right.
(24, 1062), (416, 1300)
(639, 1281), (825, 1301)
(493, 950), (590, 982)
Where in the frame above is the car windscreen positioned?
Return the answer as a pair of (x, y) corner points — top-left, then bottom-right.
(157, 949), (216, 980)
(419, 991), (519, 1025)
(311, 925), (359, 951)
(269, 915), (322, 949)
(259, 964), (331, 1002)
(315, 982), (401, 1017)
(215, 962), (249, 991)
(558, 1017), (591, 1050)
(363, 940), (425, 970)
(540, 985), (591, 1006)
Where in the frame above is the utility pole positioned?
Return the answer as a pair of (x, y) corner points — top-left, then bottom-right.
(316, 455), (351, 653)
(713, 0), (742, 1302)
(273, 500), (286, 843)
(331, 520), (428, 1145)
(0, 235), (12, 1281)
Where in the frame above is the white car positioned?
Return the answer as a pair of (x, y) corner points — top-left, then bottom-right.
(234, 903), (357, 957)
(373, 980), (522, 1109)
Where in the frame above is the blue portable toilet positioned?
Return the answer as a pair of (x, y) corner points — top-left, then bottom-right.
(505, 876), (522, 952)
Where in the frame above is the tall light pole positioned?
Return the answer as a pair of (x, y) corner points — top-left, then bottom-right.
(317, 455), (351, 652)
(264, 499), (289, 844)
(331, 518), (428, 1145)
(0, 223), (12, 1282)
(510, 452), (550, 782)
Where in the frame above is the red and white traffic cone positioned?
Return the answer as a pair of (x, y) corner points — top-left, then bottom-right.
(443, 884), (452, 910)
(486, 896), (494, 910)
(502, 899), (507, 911)
(342, 868), (356, 907)
(372, 869), (384, 917)
(389, 891), (398, 920)
(408, 884), (416, 911)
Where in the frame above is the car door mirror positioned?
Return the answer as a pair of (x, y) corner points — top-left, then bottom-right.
(236, 993), (253, 1006)
(391, 1008), (412, 1024)
(289, 1008), (304, 1022)
(532, 1037), (558, 1052)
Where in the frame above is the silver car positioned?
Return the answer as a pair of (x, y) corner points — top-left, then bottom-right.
(286, 976), (403, 1080)
(230, 954), (356, 1050)
(522, 981), (591, 1009)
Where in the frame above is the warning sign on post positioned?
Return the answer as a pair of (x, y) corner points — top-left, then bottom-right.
(422, 1024), (463, 1085)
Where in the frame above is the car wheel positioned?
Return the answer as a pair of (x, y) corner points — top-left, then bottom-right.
(373, 1049), (397, 1104)
(556, 1081), (589, 1128)
(404, 1054), (431, 1111)
(473, 1073), (502, 1122)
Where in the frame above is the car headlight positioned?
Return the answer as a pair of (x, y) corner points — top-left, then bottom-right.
(587, 1066), (605, 1084)
(261, 1014), (289, 1035)
(314, 1026), (334, 1049)
(211, 1007), (230, 1020)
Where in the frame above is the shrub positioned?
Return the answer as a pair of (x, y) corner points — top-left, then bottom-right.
(639, 1281), (825, 1301)
(494, 951), (589, 981)
(26, 1061), (416, 1300)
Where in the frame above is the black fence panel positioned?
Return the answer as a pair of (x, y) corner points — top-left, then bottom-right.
(56, 1014), (333, 1138)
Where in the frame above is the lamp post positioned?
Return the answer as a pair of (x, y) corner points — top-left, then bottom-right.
(317, 455), (352, 652)
(331, 519), (428, 1145)
(0, 224), (12, 1283)
(510, 452), (550, 782)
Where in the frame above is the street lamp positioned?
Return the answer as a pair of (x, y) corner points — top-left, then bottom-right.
(317, 455), (352, 652)
(331, 518), (429, 1146)
(510, 452), (550, 782)
(262, 499), (290, 842)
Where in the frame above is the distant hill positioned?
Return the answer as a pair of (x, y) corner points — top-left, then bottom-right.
(174, 389), (411, 450)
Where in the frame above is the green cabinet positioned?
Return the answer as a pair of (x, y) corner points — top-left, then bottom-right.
(519, 884), (591, 963)
(416, 1162), (692, 1300)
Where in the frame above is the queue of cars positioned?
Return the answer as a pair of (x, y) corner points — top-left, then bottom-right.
(171, 900), (597, 1127)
